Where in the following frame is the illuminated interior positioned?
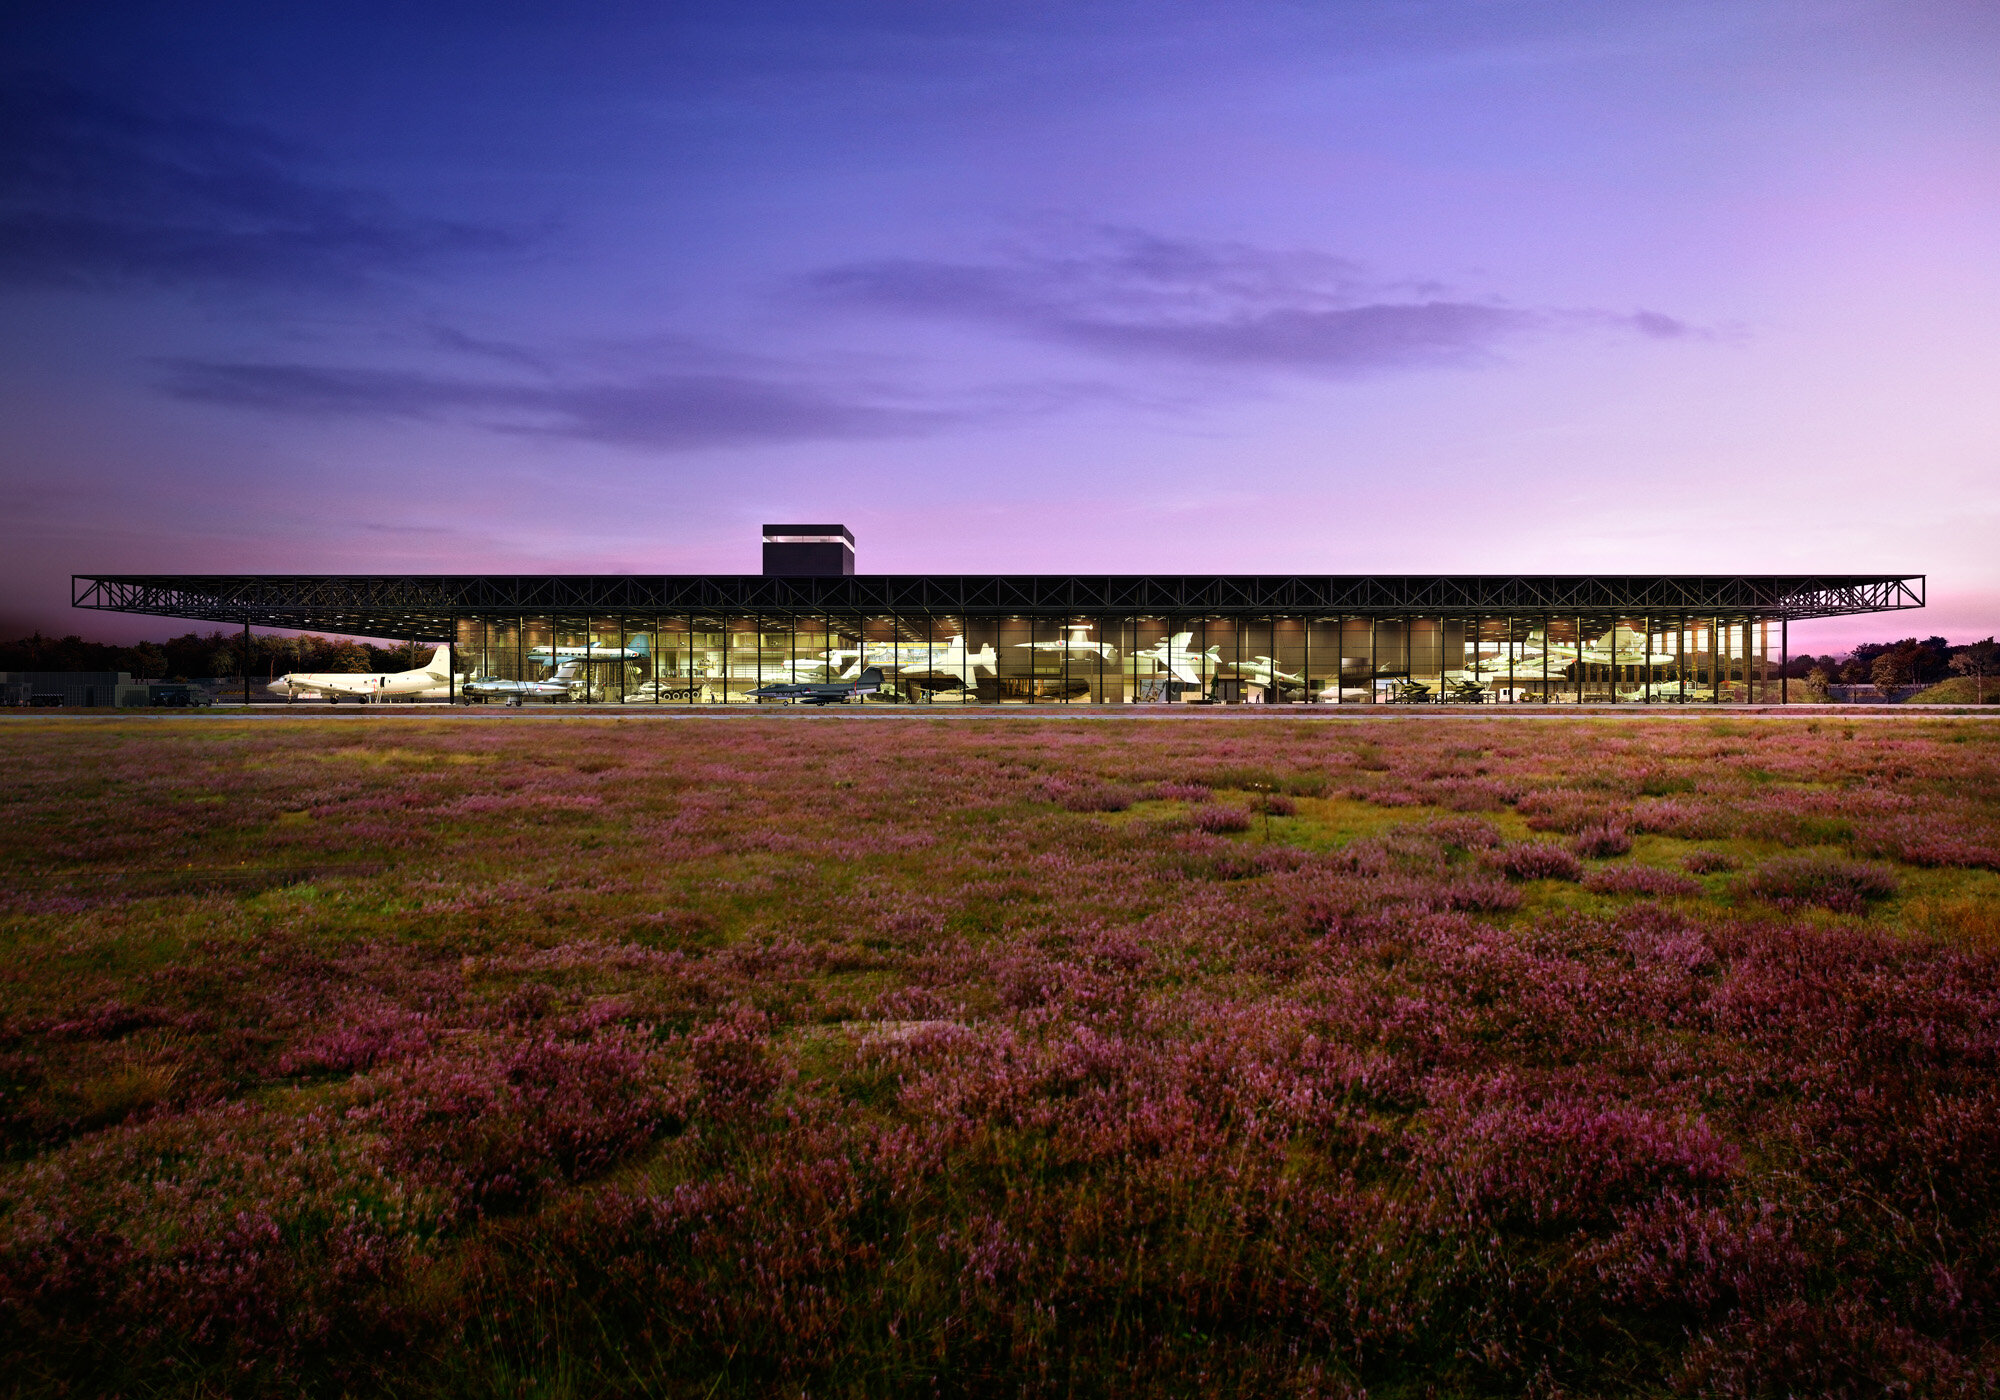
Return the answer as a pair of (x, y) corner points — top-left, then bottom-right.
(451, 613), (1784, 704)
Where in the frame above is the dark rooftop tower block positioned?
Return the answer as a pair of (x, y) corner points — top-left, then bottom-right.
(762, 524), (854, 577)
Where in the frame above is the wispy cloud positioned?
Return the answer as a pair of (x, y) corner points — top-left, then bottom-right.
(158, 356), (951, 450)
(0, 78), (519, 289)
(807, 226), (1689, 374)
(153, 221), (1701, 449)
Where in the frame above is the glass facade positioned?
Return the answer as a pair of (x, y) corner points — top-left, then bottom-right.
(451, 613), (1779, 704)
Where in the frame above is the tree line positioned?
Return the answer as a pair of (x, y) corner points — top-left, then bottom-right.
(1782, 635), (1998, 695)
(0, 631), (425, 681)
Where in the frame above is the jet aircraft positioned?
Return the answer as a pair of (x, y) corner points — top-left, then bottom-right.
(1228, 655), (1301, 689)
(461, 660), (587, 705)
(1014, 625), (1116, 660)
(525, 636), (651, 663)
(826, 638), (998, 676)
(747, 667), (885, 705)
(1133, 632), (1221, 686)
(271, 646), (457, 703)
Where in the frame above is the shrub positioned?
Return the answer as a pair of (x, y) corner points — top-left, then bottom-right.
(1253, 793), (1297, 816)
(1573, 824), (1633, 859)
(1747, 855), (1899, 914)
(1421, 816), (1504, 850)
(1522, 794), (1619, 834)
(1189, 805), (1253, 834)
(1492, 843), (1584, 882)
(1862, 814), (2000, 870)
(1638, 773), (1697, 796)
(1682, 849), (1740, 875)
(366, 1032), (678, 1216)
(1054, 783), (1142, 813)
(1584, 866), (1702, 899)
(1152, 782), (1212, 804)
(1631, 799), (1731, 839)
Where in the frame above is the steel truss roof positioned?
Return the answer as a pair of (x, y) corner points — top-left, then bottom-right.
(73, 573), (1925, 642)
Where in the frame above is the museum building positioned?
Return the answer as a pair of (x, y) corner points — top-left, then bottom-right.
(73, 525), (1924, 704)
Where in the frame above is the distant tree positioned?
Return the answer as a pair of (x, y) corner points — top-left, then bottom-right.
(326, 641), (373, 672)
(1802, 666), (1831, 702)
(1871, 648), (1915, 693)
(130, 641), (167, 679)
(163, 630), (236, 679)
(1914, 635), (1954, 684)
(0, 632), (156, 673)
(1951, 638), (1998, 703)
(1839, 656), (1871, 685)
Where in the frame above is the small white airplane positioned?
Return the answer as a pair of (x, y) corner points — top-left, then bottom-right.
(271, 646), (457, 704)
(461, 660), (586, 705)
(827, 638), (998, 675)
(1014, 625), (1117, 660)
(526, 635), (650, 663)
(1133, 632), (1221, 686)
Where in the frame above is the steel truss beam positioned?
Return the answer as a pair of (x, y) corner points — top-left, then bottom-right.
(73, 573), (1925, 642)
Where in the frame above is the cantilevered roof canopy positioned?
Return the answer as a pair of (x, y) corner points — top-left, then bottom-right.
(72, 573), (1925, 644)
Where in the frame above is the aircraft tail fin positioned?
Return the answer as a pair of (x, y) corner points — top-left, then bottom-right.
(856, 667), (884, 688)
(629, 635), (649, 655)
(424, 644), (451, 676)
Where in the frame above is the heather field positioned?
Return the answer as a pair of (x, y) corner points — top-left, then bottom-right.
(5, 717), (2000, 1399)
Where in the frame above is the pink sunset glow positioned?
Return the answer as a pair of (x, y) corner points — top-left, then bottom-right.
(2, 2), (1995, 655)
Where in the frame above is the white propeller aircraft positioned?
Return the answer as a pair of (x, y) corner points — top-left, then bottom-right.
(271, 646), (457, 704)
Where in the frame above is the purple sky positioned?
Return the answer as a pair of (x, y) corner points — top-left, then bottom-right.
(4, 1), (1995, 653)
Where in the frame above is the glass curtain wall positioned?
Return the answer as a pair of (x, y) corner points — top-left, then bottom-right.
(445, 612), (1775, 704)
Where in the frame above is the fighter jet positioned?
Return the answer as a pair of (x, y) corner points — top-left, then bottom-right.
(270, 646), (457, 704)
(1228, 655), (1300, 689)
(747, 667), (885, 705)
(525, 636), (651, 663)
(1133, 632), (1221, 687)
(460, 660), (587, 705)
(1014, 625), (1116, 660)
